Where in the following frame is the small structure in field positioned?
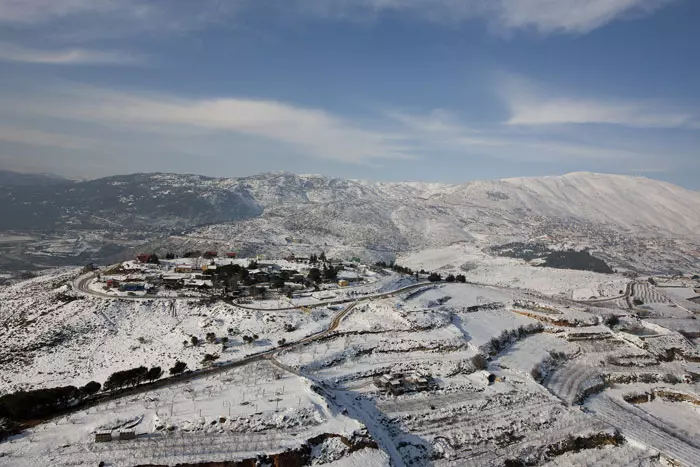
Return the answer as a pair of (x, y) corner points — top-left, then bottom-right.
(338, 279), (350, 287)
(375, 371), (433, 395)
(226, 252), (237, 258)
(118, 430), (136, 441)
(119, 283), (145, 292)
(95, 431), (112, 443)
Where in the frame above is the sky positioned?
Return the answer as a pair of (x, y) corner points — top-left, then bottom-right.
(0, 0), (699, 188)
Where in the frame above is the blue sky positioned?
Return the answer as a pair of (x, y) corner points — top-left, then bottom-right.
(0, 0), (699, 188)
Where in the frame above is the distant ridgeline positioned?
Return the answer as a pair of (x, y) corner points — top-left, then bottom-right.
(490, 242), (614, 274)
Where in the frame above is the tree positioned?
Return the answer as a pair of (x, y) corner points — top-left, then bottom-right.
(309, 254), (318, 264)
(80, 381), (101, 396)
(428, 272), (442, 282)
(323, 265), (338, 281)
(165, 252), (176, 260)
(455, 274), (467, 283)
(271, 276), (285, 289)
(308, 268), (321, 282)
(445, 274), (456, 283)
(169, 360), (187, 375)
(604, 315), (620, 327)
(147, 254), (160, 264)
(247, 260), (259, 270)
(191, 335), (199, 346)
(278, 338), (286, 346)
(146, 367), (163, 382)
(206, 332), (217, 344)
(319, 251), (327, 262)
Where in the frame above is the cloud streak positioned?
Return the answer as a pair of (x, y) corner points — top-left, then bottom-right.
(4, 86), (415, 164)
(0, 42), (141, 65)
(500, 75), (699, 129)
(0, 0), (676, 38)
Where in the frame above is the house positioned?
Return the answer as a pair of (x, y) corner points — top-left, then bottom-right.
(202, 264), (217, 272)
(175, 265), (193, 273)
(226, 252), (237, 258)
(203, 251), (218, 258)
(106, 279), (120, 288)
(136, 253), (155, 263)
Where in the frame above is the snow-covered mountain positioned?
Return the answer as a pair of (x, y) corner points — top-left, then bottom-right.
(2, 170), (700, 273)
(164, 171), (700, 273)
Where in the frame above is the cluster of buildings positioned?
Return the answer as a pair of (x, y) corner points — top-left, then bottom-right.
(97, 251), (365, 298)
(374, 371), (432, 395)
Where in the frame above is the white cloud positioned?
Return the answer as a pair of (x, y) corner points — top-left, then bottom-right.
(0, 42), (141, 65)
(5, 86), (414, 164)
(290, 0), (673, 34)
(507, 97), (697, 128)
(494, 0), (674, 34)
(501, 75), (699, 128)
(0, 0), (676, 38)
(388, 108), (645, 162)
(0, 0), (158, 24)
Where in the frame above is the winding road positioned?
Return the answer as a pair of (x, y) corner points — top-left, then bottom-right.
(43, 278), (432, 426)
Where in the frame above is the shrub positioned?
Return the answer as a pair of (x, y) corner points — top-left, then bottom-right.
(80, 381), (101, 396)
(146, 367), (163, 382)
(471, 354), (488, 370)
(202, 354), (219, 365)
(605, 315), (620, 327)
(169, 360), (187, 375)
(427, 272), (442, 282)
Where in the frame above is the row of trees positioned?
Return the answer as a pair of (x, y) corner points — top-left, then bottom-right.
(375, 262), (467, 284)
(309, 252), (327, 264)
(0, 359), (193, 425)
(0, 381), (101, 421)
(103, 366), (163, 391)
(427, 272), (467, 283)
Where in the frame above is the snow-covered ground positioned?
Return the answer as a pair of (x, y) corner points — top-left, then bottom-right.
(3, 256), (700, 466)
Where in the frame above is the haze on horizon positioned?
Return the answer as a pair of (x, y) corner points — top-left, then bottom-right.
(0, 0), (699, 189)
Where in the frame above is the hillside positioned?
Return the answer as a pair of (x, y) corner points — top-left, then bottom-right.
(2, 171), (700, 274)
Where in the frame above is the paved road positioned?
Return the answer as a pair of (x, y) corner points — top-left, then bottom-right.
(75, 271), (432, 311)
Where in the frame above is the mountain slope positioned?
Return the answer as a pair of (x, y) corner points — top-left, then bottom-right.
(0, 170), (68, 187)
(2, 171), (700, 273)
